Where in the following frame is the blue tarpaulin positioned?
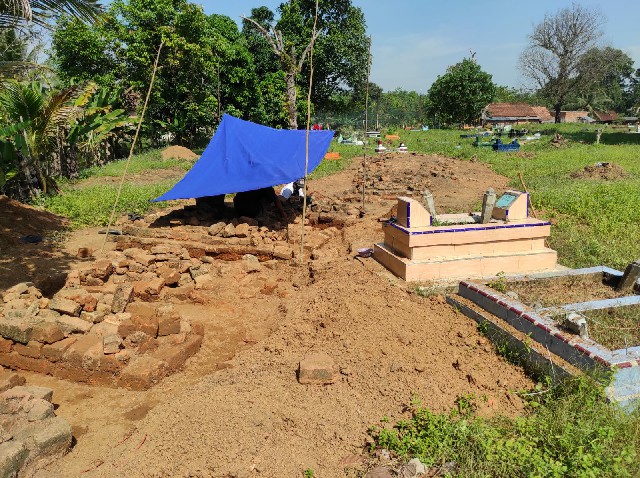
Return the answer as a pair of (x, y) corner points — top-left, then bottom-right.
(153, 114), (334, 202)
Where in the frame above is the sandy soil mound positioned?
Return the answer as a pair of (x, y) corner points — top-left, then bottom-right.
(161, 145), (199, 161)
(571, 162), (628, 180)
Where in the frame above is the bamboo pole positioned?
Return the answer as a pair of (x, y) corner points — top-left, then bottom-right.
(299, 0), (319, 263)
(100, 42), (164, 253)
(361, 36), (372, 215)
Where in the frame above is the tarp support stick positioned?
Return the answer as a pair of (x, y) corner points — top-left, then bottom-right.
(361, 36), (372, 214)
(299, 0), (319, 263)
(100, 41), (164, 253)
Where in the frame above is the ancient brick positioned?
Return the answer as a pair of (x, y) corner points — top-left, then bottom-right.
(26, 398), (54, 421)
(90, 259), (114, 280)
(12, 385), (53, 402)
(63, 335), (102, 370)
(0, 441), (28, 478)
(298, 352), (339, 385)
(0, 352), (52, 375)
(13, 341), (43, 359)
(111, 284), (134, 314)
(32, 416), (72, 458)
(194, 274), (215, 290)
(0, 317), (36, 345)
(125, 302), (156, 320)
(31, 322), (65, 344)
(55, 316), (92, 335)
(150, 245), (173, 255)
(119, 356), (169, 391)
(191, 321), (205, 337)
(42, 337), (76, 362)
(0, 370), (25, 392)
(0, 338), (12, 354)
(160, 285), (194, 302)
(157, 307), (181, 336)
(49, 298), (81, 317)
(103, 334), (122, 355)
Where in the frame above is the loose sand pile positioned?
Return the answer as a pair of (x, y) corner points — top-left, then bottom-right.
(161, 145), (199, 162)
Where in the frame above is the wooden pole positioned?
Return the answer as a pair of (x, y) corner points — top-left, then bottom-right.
(361, 36), (372, 215)
(101, 42), (164, 253)
(299, 0), (319, 263)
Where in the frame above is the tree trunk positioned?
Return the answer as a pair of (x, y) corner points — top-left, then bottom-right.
(285, 71), (298, 130)
(554, 104), (562, 124)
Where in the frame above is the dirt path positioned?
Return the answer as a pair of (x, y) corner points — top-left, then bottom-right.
(6, 154), (533, 477)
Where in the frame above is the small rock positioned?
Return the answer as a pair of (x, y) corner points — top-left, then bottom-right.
(208, 222), (226, 236)
(242, 254), (262, 273)
(366, 466), (393, 478)
(298, 352), (339, 385)
(221, 223), (236, 238)
(234, 223), (250, 238)
(0, 441), (28, 477)
(12, 386), (53, 402)
(111, 284), (134, 314)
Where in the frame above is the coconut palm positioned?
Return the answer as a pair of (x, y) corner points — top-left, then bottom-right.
(0, 0), (101, 30)
(0, 80), (90, 195)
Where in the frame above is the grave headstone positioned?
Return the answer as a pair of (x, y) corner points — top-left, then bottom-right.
(616, 259), (640, 292)
(480, 188), (496, 224)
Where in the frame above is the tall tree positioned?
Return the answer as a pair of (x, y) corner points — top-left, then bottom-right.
(52, 0), (265, 142)
(243, 0), (368, 129)
(426, 58), (495, 126)
(519, 4), (603, 123)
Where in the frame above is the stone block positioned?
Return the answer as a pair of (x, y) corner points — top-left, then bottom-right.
(12, 386), (53, 402)
(119, 356), (169, 390)
(32, 416), (72, 459)
(157, 307), (181, 336)
(208, 222), (226, 236)
(298, 352), (339, 385)
(273, 244), (293, 260)
(161, 285), (194, 303)
(242, 254), (262, 273)
(79, 311), (103, 324)
(0, 371), (25, 392)
(49, 298), (81, 317)
(31, 322), (65, 344)
(156, 266), (180, 286)
(13, 341), (43, 359)
(55, 316), (92, 335)
(0, 338), (12, 354)
(103, 334), (122, 355)
(0, 318), (36, 345)
(194, 274), (215, 290)
(90, 259), (114, 280)
(26, 398), (55, 421)
(234, 223), (250, 238)
(221, 223), (236, 238)
(42, 337), (76, 362)
(63, 335), (102, 370)
(150, 245), (173, 255)
(111, 284), (134, 314)
(0, 441), (28, 478)
(6, 283), (31, 295)
(125, 302), (156, 320)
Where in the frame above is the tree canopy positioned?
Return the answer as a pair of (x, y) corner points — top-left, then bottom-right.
(519, 3), (603, 122)
(426, 58), (495, 126)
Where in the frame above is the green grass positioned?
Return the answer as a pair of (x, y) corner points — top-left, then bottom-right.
(370, 376), (639, 477)
(393, 125), (640, 271)
(309, 141), (362, 179)
(45, 181), (176, 227)
(77, 149), (192, 179)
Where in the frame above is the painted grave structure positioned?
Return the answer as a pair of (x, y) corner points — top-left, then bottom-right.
(453, 267), (640, 408)
(374, 191), (557, 281)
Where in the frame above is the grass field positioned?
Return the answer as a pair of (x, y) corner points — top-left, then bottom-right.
(397, 124), (640, 271)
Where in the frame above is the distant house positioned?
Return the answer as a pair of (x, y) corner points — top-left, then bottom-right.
(559, 111), (593, 123)
(592, 110), (618, 124)
(482, 103), (552, 126)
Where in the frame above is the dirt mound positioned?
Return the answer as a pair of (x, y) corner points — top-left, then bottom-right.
(161, 145), (199, 161)
(571, 162), (628, 180)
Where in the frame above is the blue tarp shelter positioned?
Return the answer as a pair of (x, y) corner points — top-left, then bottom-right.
(153, 114), (334, 202)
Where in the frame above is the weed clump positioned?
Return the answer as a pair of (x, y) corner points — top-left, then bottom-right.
(369, 376), (639, 477)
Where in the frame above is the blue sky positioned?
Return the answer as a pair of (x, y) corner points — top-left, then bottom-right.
(201, 0), (640, 93)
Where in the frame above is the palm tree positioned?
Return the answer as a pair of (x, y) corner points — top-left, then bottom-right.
(0, 80), (90, 195)
(0, 0), (101, 30)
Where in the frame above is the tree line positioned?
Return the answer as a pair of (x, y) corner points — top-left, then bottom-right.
(1, 2), (639, 201)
